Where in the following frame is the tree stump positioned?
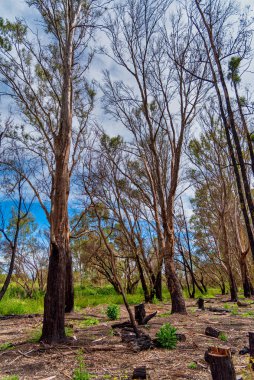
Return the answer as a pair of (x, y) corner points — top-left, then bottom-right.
(205, 326), (222, 338)
(197, 298), (205, 310)
(205, 347), (236, 380)
(249, 332), (254, 370)
(132, 366), (147, 379)
(135, 304), (146, 325)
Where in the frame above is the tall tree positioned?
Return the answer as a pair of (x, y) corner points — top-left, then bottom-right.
(0, 0), (99, 342)
(190, 0), (254, 259)
(101, 0), (207, 313)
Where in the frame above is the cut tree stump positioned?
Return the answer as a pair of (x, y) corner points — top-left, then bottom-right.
(132, 366), (147, 379)
(205, 347), (236, 380)
(249, 332), (254, 356)
(197, 298), (205, 310)
(249, 332), (254, 370)
(205, 326), (222, 338)
(134, 304), (157, 325)
(135, 304), (146, 325)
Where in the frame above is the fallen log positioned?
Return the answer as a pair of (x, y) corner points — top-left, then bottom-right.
(205, 347), (236, 380)
(205, 326), (222, 338)
(207, 307), (230, 313)
(111, 321), (133, 329)
(0, 314), (41, 320)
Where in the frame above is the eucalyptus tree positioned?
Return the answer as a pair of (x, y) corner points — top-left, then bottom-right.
(101, 0), (208, 313)
(188, 113), (254, 301)
(81, 133), (163, 303)
(189, 0), (254, 260)
(0, 0), (101, 343)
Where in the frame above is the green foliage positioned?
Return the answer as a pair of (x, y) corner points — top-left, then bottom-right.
(106, 305), (120, 320)
(0, 342), (14, 351)
(0, 17), (26, 51)
(73, 350), (91, 380)
(1, 376), (19, 380)
(81, 317), (99, 327)
(231, 306), (239, 316)
(155, 323), (178, 349)
(187, 362), (197, 369)
(219, 333), (228, 342)
(228, 56), (241, 84)
(101, 134), (123, 152)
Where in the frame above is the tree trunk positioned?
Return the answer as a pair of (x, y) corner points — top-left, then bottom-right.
(239, 254), (253, 298)
(0, 247), (16, 301)
(164, 253), (186, 314)
(65, 247), (74, 312)
(228, 270), (238, 302)
(41, 242), (67, 343)
(41, 54), (73, 342)
(154, 270), (162, 301)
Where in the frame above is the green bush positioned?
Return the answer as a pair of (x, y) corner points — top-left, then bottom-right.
(106, 305), (120, 320)
(156, 323), (178, 349)
(219, 332), (228, 342)
(188, 362), (197, 369)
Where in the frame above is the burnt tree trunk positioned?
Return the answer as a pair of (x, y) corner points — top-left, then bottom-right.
(154, 270), (162, 301)
(205, 347), (236, 380)
(240, 254), (253, 298)
(65, 248), (74, 312)
(135, 304), (146, 325)
(165, 254), (186, 314)
(41, 41), (73, 342)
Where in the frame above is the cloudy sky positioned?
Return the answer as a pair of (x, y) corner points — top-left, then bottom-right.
(0, 0), (254, 225)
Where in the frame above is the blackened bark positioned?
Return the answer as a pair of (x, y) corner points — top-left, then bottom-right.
(0, 248), (16, 301)
(165, 255), (187, 314)
(154, 271), (162, 301)
(65, 249), (74, 312)
(229, 270), (238, 302)
(136, 256), (152, 303)
(41, 243), (66, 343)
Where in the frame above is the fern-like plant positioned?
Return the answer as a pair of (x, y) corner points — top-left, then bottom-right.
(156, 323), (178, 349)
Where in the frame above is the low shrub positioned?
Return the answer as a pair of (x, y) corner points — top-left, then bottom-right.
(156, 323), (178, 349)
(106, 305), (120, 320)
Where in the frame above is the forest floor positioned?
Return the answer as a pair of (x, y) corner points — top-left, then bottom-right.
(0, 296), (253, 380)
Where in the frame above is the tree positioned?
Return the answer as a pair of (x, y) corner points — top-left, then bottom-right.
(0, 0), (99, 343)
(101, 0), (208, 313)
(0, 174), (33, 301)
(190, 0), (254, 260)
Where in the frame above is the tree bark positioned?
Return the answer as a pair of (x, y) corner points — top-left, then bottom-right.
(164, 252), (187, 314)
(65, 248), (74, 312)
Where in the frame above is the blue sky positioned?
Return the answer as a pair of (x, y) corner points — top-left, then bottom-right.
(0, 0), (253, 228)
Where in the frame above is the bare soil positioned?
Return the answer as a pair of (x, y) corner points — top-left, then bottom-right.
(0, 296), (253, 380)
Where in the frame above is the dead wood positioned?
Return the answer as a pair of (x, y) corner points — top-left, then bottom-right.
(132, 366), (147, 379)
(205, 326), (222, 338)
(205, 347), (236, 380)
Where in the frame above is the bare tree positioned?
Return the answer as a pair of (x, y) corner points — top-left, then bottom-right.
(0, 174), (33, 301)
(101, 0), (207, 313)
(0, 0), (102, 342)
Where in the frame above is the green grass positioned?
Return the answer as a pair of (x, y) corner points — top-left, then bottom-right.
(187, 362), (197, 369)
(80, 317), (99, 327)
(0, 281), (247, 317)
(1, 376), (19, 380)
(0, 342), (14, 351)
(28, 326), (73, 343)
(219, 333), (228, 342)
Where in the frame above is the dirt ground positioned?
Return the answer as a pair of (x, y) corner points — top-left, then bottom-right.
(0, 296), (253, 380)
